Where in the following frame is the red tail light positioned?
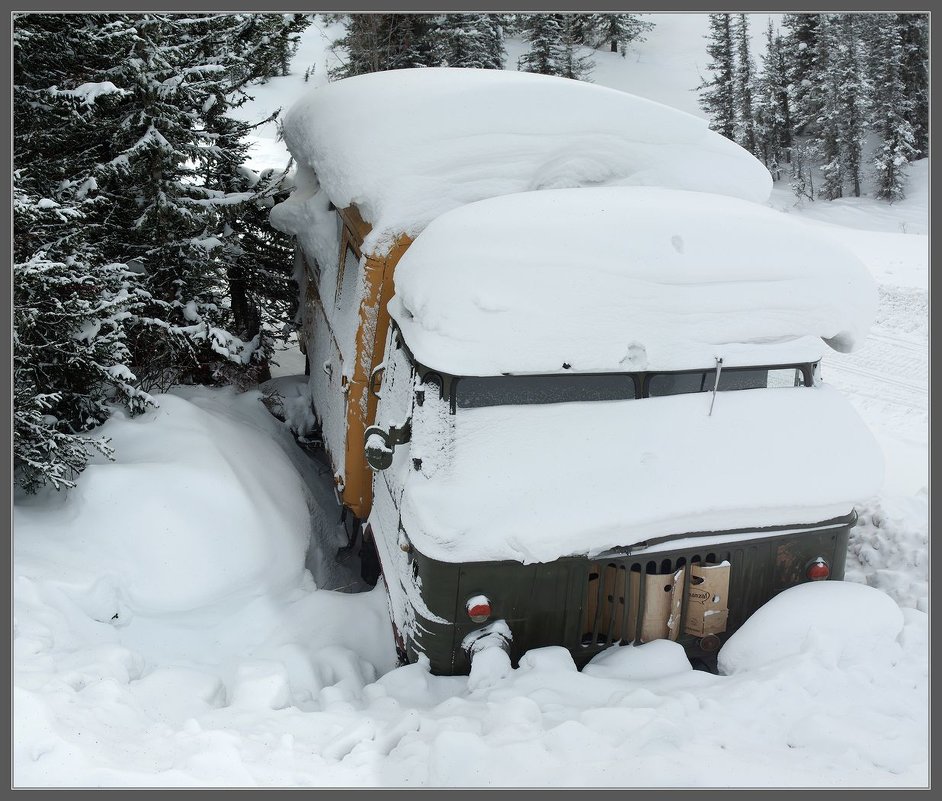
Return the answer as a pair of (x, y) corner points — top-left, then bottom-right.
(806, 558), (830, 581)
(466, 595), (492, 623)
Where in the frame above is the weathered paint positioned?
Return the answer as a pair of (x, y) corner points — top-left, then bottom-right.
(331, 205), (413, 519)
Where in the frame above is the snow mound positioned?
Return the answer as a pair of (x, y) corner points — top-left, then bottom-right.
(391, 186), (878, 375)
(272, 67), (772, 254)
(717, 581), (905, 674)
(583, 639), (692, 680)
(13, 390), (310, 615)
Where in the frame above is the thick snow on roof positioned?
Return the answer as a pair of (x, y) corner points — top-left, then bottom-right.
(390, 187), (877, 375)
(400, 384), (884, 564)
(272, 68), (772, 253)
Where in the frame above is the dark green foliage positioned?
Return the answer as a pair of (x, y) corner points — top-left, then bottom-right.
(588, 13), (653, 55)
(870, 15), (918, 200)
(898, 14), (928, 158)
(13, 12), (303, 492)
(754, 20), (792, 176)
(239, 13), (310, 81)
(698, 13), (736, 140)
(732, 15), (757, 157)
(13, 14), (153, 491)
(517, 14), (593, 80)
(442, 13), (505, 70)
(330, 14), (445, 78)
(781, 13), (822, 137)
(516, 14), (564, 76)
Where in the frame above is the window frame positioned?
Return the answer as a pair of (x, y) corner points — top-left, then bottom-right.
(335, 234), (361, 309)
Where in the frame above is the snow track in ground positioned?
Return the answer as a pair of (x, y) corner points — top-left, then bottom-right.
(822, 283), (928, 493)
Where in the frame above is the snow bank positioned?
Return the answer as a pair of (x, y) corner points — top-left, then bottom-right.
(391, 186), (878, 376)
(13, 389), (310, 614)
(272, 68), (772, 254)
(401, 383), (883, 564)
(845, 493), (929, 612)
(717, 581), (905, 674)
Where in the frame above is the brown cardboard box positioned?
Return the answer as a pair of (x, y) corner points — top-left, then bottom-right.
(583, 561), (730, 645)
(626, 568), (685, 642)
(683, 562), (731, 637)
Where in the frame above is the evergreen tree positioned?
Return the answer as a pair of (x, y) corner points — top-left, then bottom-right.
(517, 14), (564, 76)
(558, 15), (594, 81)
(898, 14), (928, 158)
(698, 14), (736, 140)
(483, 14), (508, 70)
(517, 14), (593, 80)
(13, 194), (149, 492)
(754, 19), (792, 176)
(237, 13), (310, 82)
(589, 13), (653, 55)
(732, 14), (757, 156)
(870, 15), (917, 200)
(86, 15), (243, 388)
(331, 14), (444, 78)
(781, 13), (822, 137)
(13, 14), (153, 491)
(834, 14), (869, 198)
(561, 13), (597, 47)
(79, 14), (299, 388)
(814, 15), (844, 200)
(442, 13), (504, 69)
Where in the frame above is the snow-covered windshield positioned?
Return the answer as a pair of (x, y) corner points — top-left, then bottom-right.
(452, 366), (808, 409)
(647, 365), (809, 397)
(456, 373), (637, 409)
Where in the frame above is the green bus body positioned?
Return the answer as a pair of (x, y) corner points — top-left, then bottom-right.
(383, 515), (853, 674)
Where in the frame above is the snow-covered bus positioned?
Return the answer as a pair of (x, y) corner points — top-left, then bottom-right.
(271, 68), (882, 674)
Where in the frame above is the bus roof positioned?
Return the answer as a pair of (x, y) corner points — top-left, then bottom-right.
(272, 68), (772, 255)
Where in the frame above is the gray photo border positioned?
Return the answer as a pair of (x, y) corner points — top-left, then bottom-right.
(5, 1), (935, 797)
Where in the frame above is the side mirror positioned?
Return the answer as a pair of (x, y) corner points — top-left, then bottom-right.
(364, 421), (412, 471)
(364, 426), (394, 471)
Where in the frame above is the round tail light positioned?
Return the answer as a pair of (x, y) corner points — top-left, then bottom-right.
(466, 595), (492, 623)
(806, 558), (831, 581)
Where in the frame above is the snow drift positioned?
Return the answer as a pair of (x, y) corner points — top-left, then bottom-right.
(13, 389), (311, 615)
(271, 67), (773, 255)
(390, 186), (878, 376)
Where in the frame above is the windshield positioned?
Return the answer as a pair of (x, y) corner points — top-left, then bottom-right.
(456, 373), (637, 409)
(647, 366), (807, 397)
(451, 365), (810, 410)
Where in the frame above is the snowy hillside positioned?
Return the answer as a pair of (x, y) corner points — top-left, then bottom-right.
(13, 14), (928, 788)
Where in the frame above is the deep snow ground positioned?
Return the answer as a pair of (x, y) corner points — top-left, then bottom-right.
(12, 385), (929, 787)
(13, 14), (929, 788)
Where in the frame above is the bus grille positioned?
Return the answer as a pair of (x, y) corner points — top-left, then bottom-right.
(581, 550), (733, 648)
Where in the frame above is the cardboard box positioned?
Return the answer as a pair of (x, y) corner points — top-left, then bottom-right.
(683, 562), (731, 637)
(628, 568), (684, 642)
(583, 560), (730, 645)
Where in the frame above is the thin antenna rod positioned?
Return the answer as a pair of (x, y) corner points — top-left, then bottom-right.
(709, 357), (724, 416)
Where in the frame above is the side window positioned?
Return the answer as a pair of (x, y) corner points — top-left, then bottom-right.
(336, 241), (360, 309)
(375, 328), (415, 432)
